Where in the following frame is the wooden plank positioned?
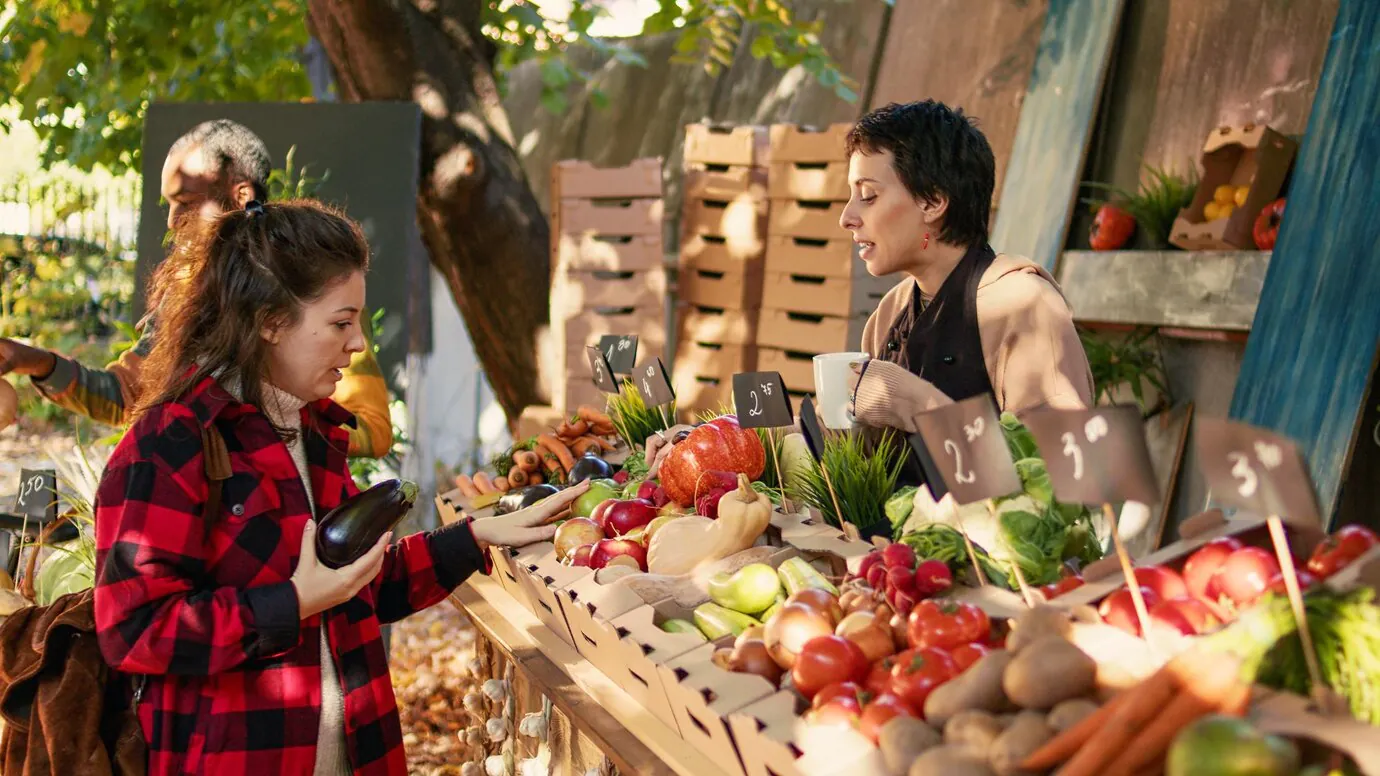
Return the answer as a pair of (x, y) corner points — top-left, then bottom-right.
(869, 0), (1048, 203)
(1230, 0), (1380, 523)
(1123, 403), (1193, 559)
(991, 0), (1126, 271)
(1058, 250), (1270, 331)
(453, 575), (721, 776)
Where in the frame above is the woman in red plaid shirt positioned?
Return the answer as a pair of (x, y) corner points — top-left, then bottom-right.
(92, 200), (589, 775)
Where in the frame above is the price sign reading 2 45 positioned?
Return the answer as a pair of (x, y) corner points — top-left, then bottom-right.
(732, 372), (793, 429)
(1023, 407), (1159, 506)
(912, 395), (1021, 505)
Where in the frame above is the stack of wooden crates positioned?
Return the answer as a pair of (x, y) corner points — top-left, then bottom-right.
(549, 158), (668, 414)
(759, 124), (898, 409)
(673, 125), (771, 418)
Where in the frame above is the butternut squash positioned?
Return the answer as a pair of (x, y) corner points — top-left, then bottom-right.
(646, 475), (773, 575)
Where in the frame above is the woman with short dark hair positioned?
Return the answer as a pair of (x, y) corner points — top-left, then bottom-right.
(841, 100), (1093, 430)
(93, 200), (587, 775)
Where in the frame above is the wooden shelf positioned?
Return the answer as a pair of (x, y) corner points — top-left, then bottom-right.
(451, 574), (721, 776)
(1058, 250), (1270, 332)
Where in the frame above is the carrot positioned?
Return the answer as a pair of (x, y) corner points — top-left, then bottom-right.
(1103, 690), (1214, 775)
(556, 421), (574, 438)
(576, 405), (613, 427)
(593, 436), (617, 452)
(1053, 666), (1180, 776)
(514, 450), (541, 472)
(493, 476), (511, 492)
(567, 419), (590, 437)
(541, 454), (563, 477)
(536, 433), (576, 472)
(527, 472), (543, 485)
(507, 468), (530, 488)
(472, 472), (495, 495)
(570, 436), (602, 457)
(454, 473), (480, 498)
(592, 422), (617, 436)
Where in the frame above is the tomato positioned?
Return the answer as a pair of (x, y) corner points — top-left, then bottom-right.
(811, 681), (868, 710)
(889, 647), (957, 713)
(1306, 525), (1379, 580)
(1215, 547), (1280, 608)
(1183, 537), (1245, 605)
(907, 600), (991, 650)
(1039, 575), (1085, 600)
(1098, 586), (1162, 636)
(1149, 597), (1220, 636)
(1133, 566), (1188, 601)
(1266, 568), (1319, 596)
(1253, 198), (1285, 250)
(807, 696), (861, 729)
(858, 693), (918, 743)
(864, 656), (898, 697)
(950, 642), (990, 673)
(1090, 204), (1136, 250)
(792, 635), (869, 700)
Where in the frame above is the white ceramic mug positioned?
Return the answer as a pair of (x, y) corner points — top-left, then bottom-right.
(813, 352), (871, 429)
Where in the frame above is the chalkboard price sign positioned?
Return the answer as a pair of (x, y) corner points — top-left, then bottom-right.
(14, 469), (58, 523)
(732, 372), (793, 429)
(597, 334), (639, 375)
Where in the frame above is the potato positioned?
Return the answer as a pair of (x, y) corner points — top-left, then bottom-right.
(878, 716), (941, 776)
(1005, 605), (1072, 653)
(908, 745), (997, 776)
(924, 649), (1013, 726)
(944, 710), (1007, 758)
(1046, 698), (1100, 732)
(1002, 636), (1096, 709)
(989, 710), (1054, 776)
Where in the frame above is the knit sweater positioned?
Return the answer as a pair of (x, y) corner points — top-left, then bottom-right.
(853, 254), (1094, 431)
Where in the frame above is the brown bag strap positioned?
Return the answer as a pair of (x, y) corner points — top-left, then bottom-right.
(201, 425), (233, 538)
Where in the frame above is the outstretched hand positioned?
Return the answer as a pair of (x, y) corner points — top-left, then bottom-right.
(469, 480), (592, 549)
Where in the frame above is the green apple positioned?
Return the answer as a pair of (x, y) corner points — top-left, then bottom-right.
(573, 480), (620, 518)
(708, 563), (783, 615)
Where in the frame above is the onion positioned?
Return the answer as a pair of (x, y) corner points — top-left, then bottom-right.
(764, 602), (833, 669)
(729, 639), (784, 686)
(735, 624), (766, 648)
(788, 588), (843, 626)
(711, 647), (734, 670)
(835, 610), (897, 663)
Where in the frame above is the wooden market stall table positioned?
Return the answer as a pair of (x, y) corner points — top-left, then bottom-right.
(451, 572), (722, 776)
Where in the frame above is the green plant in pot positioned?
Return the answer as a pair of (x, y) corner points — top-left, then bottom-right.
(1079, 326), (1170, 415)
(795, 428), (908, 537)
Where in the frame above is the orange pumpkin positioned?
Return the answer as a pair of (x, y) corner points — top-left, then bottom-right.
(659, 416), (765, 506)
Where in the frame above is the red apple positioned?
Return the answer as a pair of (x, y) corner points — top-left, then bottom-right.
(1183, 537), (1244, 604)
(591, 499), (619, 534)
(636, 481), (659, 502)
(602, 499), (659, 537)
(555, 518), (604, 561)
(589, 538), (648, 571)
(696, 487), (730, 519)
(570, 544), (594, 567)
(1215, 547), (1280, 608)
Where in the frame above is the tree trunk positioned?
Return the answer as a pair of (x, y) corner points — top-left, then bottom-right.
(307, 0), (550, 421)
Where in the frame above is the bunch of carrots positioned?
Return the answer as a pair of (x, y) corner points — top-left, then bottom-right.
(453, 405), (618, 496)
(1022, 649), (1250, 776)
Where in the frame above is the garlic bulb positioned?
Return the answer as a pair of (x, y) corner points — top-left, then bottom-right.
(463, 692), (485, 713)
(464, 726), (485, 748)
(485, 716), (509, 743)
(462, 762), (482, 776)
(467, 658), (485, 676)
(518, 758), (548, 776)
(518, 713), (548, 740)
(482, 679), (510, 703)
(485, 754), (512, 776)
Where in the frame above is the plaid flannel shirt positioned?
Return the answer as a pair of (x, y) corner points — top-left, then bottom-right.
(93, 375), (487, 775)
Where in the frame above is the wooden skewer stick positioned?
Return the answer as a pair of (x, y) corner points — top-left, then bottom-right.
(1102, 502), (1153, 640)
(818, 456), (846, 530)
(767, 427), (793, 513)
(1265, 515), (1331, 710)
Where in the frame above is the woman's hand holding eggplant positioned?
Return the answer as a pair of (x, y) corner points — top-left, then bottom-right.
(291, 521), (390, 619)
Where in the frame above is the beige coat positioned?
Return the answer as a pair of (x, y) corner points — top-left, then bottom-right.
(852, 254), (1094, 432)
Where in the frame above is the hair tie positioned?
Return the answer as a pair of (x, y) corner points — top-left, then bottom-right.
(244, 200), (265, 217)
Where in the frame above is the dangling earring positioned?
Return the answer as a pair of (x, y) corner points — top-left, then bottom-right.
(922, 232), (930, 250)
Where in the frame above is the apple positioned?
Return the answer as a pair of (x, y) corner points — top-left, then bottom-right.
(590, 499), (619, 534)
(1151, 597), (1220, 635)
(574, 480), (620, 519)
(1215, 547), (1280, 608)
(554, 518), (604, 561)
(589, 538), (648, 571)
(636, 481), (659, 502)
(1183, 537), (1244, 604)
(603, 499), (659, 537)
(1133, 566), (1188, 601)
(702, 470), (739, 492)
(570, 544), (594, 567)
(696, 487), (730, 519)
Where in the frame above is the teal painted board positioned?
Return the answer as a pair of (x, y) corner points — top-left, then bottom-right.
(990, 0), (1124, 271)
(1229, 0), (1380, 523)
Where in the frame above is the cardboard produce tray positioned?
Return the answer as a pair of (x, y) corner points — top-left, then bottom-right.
(556, 232), (665, 272)
(768, 200), (848, 241)
(678, 264), (764, 311)
(554, 158), (664, 200)
(684, 124), (770, 167)
(761, 270), (891, 319)
(560, 197), (665, 237)
(756, 308), (868, 354)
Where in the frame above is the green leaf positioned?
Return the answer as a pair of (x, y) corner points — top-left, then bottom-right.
(750, 32), (774, 59)
(589, 89), (610, 110)
(540, 58), (571, 89)
(540, 89), (567, 115)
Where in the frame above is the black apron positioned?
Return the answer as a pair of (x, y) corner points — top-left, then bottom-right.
(879, 243), (997, 487)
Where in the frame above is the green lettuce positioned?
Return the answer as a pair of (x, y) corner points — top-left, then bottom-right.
(886, 486), (917, 532)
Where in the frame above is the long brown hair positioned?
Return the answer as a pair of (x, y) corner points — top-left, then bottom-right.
(137, 200), (370, 427)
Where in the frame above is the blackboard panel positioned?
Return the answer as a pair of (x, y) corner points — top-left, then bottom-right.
(137, 102), (425, 392)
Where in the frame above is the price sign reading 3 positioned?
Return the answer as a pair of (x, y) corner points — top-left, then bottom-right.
(585, 346), (618, 393)
(1023, 407), (1158, 506)
(1197, 418), (1319, 527)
